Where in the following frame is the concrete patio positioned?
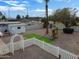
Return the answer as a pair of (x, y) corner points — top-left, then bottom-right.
(2, 45), (58, 59)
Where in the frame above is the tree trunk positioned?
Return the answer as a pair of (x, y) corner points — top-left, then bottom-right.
(45, 2), (49, 34)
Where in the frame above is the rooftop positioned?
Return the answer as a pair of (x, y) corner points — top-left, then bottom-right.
(0, 22), (21, 24)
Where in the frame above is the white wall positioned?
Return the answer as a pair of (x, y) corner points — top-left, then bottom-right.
(8, 24), (26, 34)
(0, 25), (8, 32)
(72, 26), (79, 32)
(51, 23), (79, 32)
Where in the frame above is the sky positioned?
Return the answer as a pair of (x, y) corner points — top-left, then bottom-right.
(0, 0), (79, 18)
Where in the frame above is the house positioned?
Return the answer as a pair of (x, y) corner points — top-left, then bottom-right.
(0, 22), (26, 34)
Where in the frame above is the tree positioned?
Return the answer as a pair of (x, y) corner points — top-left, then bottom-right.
(2, 15), (6, 21)
(16, 15), (21, 20)
(0, 11), (3, 20)
(50, 8), (77, 27)
(53, 8), (70, 23)
(25, 15), (29, 19)
(44, 0), (49, 34)
(41, 18), (49, 28)
(0, 11), (2, 16)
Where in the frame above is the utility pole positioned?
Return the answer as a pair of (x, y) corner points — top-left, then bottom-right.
(44, 0), (49, 34)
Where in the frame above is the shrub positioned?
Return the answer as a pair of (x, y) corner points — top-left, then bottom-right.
(71, 21), (77, 26)
(63, 28), (74, 34)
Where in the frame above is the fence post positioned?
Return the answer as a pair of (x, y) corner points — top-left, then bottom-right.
(58, 47), (61, 59)
(78, 55), (79, 59)
(59, 55), (61, 59)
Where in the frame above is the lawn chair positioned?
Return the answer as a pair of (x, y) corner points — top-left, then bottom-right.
(0, 39), (10, 58)
(0, 32), (3, 37)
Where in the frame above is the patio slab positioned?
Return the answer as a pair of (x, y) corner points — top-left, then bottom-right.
(2, 45), (58, 59)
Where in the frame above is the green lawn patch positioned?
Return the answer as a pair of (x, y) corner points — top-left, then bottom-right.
(23, 33), (55, 44)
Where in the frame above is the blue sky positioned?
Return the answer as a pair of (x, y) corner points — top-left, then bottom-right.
(0, 0), (79, 18)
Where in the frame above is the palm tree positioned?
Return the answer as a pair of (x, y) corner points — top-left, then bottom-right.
(44, 0), (49, 34)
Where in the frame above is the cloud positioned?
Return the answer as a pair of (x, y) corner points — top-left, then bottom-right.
(2, 1), (29, 7)
(33, 8), (52, 12)
(11, 4), (26, 7)
(0, 6), (26, 11)
(56, 0), (72, 3)
(34, 0), (43, 3)
(11, 6), (26, 11)
(0, 6), (8, 11)
(34, 0), (71, 3)
(32, 8), (53, 16)
(75, 7), (79, 17)
(22, 1), (29, 4)
(4, 1), (19, 5)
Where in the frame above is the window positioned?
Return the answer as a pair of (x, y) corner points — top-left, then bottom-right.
(17, 27), (21, 29)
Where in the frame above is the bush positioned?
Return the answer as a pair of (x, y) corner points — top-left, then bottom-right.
(41, 18), (49, 28)
(63, 28), (74, 34)
(63, 21), (71, 27)
(71, 21), (77, 26)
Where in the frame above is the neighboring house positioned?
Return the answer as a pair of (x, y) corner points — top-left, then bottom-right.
(0, 22), (26, 34)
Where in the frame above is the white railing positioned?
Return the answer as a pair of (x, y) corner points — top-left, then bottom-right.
(33, 38), (59, 57)
(2, 38), (79, 59)
(59, 48), (78, 59)
(7, 39), (33, 53)
(33, 38), (78, 59)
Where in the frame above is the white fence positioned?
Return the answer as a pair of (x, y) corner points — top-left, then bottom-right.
(4, 38), (79, 59)
(33, 38), (78, 59)
(7, 39), (33, 53)
(72, 26), (79, 32)
(51, 23), (79, 32)
(59, 48), (78, 59)
(33, 39), (59, 57)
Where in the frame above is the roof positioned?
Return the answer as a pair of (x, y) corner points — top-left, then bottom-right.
(8, 23), (26, 26)
(0, 22), (21, 24)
